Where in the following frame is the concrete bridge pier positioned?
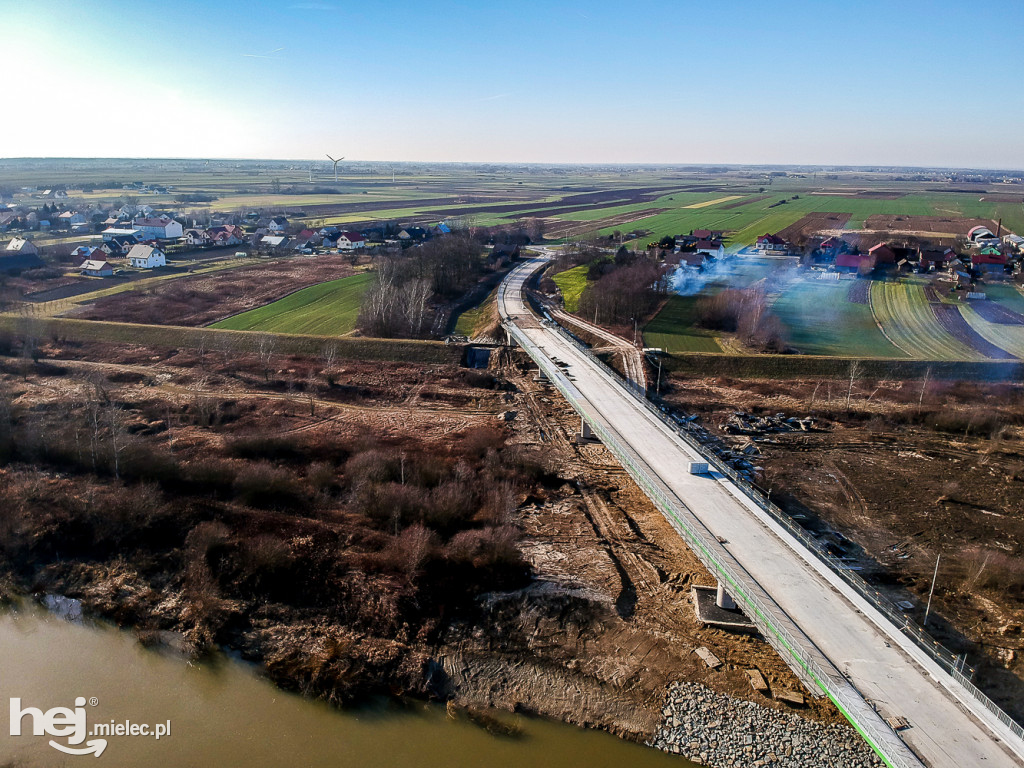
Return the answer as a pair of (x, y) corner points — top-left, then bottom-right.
(580, 417), (594, 440)
(716, 582), (737, 611)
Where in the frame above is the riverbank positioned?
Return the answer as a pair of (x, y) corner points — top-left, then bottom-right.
(0, 338), (862, 762)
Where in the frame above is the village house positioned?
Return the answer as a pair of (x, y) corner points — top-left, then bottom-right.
(267, 217), (289, 233)
(337, 231), (366, 250)
(695, 239), (725, 259)
(184, 228), (212, 247)
(5, 236), (38, 257)
(920, 247), (955, 271)
(70, 245), (99, 260)
(133, 216), (183, 240)
(57, 211), (86, 227)
(755, 233), (788, 254)
(99, 234), (140, 256)
(397, 226), (427, 241)
(126, 244), (167, 269)
(692, 229), (724, 240)
(79, 259), (114, 277)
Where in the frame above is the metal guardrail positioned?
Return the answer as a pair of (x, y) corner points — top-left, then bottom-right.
(500, 260), (1024, 764)
(499, 301), (921, 768)
(532, 295), (971, 677)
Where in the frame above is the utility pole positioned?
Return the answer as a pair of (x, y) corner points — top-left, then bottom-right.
(924, 553), (941, 627)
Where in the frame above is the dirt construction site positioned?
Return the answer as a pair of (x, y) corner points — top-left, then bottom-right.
(0, 333), (851, 744)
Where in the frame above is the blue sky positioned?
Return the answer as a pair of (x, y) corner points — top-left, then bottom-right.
(2, 0), (1022, 167)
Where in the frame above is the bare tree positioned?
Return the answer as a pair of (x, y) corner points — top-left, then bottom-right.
(320, 343), (338, 378)
(846, 360), (863, 410)
(918, 365), (932, 411)
(255, 334), (276, 381)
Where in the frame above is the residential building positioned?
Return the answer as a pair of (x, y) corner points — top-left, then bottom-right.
(126, 244), (167, 269)
(79, 259), (114, 277)
(133, 216), (183, 240)
(755, 233), (788, 254)
(267, 217), (289, 232)
(695, 239), (725, 259)
(5, 236), (38, 256)
(337, 231), (366, 250)
(102, 227), (140, 241)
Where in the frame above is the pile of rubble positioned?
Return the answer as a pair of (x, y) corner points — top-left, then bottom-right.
(668, 413), (764, 482)
(665, 410), (822, 483)
(724, 412), (816, 435)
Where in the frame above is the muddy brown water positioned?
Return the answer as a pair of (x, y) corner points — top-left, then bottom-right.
(0, 604), (695, 767)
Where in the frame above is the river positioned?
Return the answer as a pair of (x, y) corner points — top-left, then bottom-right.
(0, 603), (694, 767)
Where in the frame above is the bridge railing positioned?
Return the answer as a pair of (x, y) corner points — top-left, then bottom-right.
(500, 260), (1024, 755)
(500, 309), (921, 768)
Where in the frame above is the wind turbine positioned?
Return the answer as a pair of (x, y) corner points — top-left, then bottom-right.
(326, 154), (344, 183)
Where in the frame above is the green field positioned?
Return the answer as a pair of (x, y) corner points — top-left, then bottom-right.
(643, 296), (723, 353)
(211, 272), (373, 335)
(552, 265), (590, 312)
(772, 281), (905, 358)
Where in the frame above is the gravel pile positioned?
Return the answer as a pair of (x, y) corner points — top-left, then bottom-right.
(649, 681), (885, 768)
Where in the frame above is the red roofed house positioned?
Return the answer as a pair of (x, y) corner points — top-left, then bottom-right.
(868, 243), (896, 265)
(337, 231), (365, 250)
(755, 233), (788, 254)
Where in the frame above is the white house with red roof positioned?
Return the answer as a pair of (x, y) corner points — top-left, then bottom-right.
(337, 231), (366, 250)
(755, 233), (788, 254)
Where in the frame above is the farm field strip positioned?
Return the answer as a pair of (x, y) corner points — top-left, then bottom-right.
(682, 195), (744, 209)
(869, 282), (985, 360)
(210, 272), (373, 335)
(959, 305), (1024, 359)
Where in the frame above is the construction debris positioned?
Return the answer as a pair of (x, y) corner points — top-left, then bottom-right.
(774, 689), (806, 707)
(724, 412), (817, 435)
(694, 647), (723, 670)
(745, 668), (770, 693)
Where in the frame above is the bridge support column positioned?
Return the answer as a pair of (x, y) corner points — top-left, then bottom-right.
(716, 582), (737, 611)
(580, 417), (594, 440)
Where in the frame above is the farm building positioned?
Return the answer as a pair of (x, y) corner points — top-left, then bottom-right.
(133, 217), (183, 241)
(835, 251), (872, 273)
(260, 235), (289, 249)
(79, 259), (114, 277)
(337, 231), (366, 250)
(972, 247), (1008, 273)
(70, 245), (99, 260)
(102, 227), (140, 241)
(692, 229), (723, 240)
(755, 233), (788, 254)
(126, 244), (167, 269)
(867, 243), (896, 265)
(967, 225), (1000, 246)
